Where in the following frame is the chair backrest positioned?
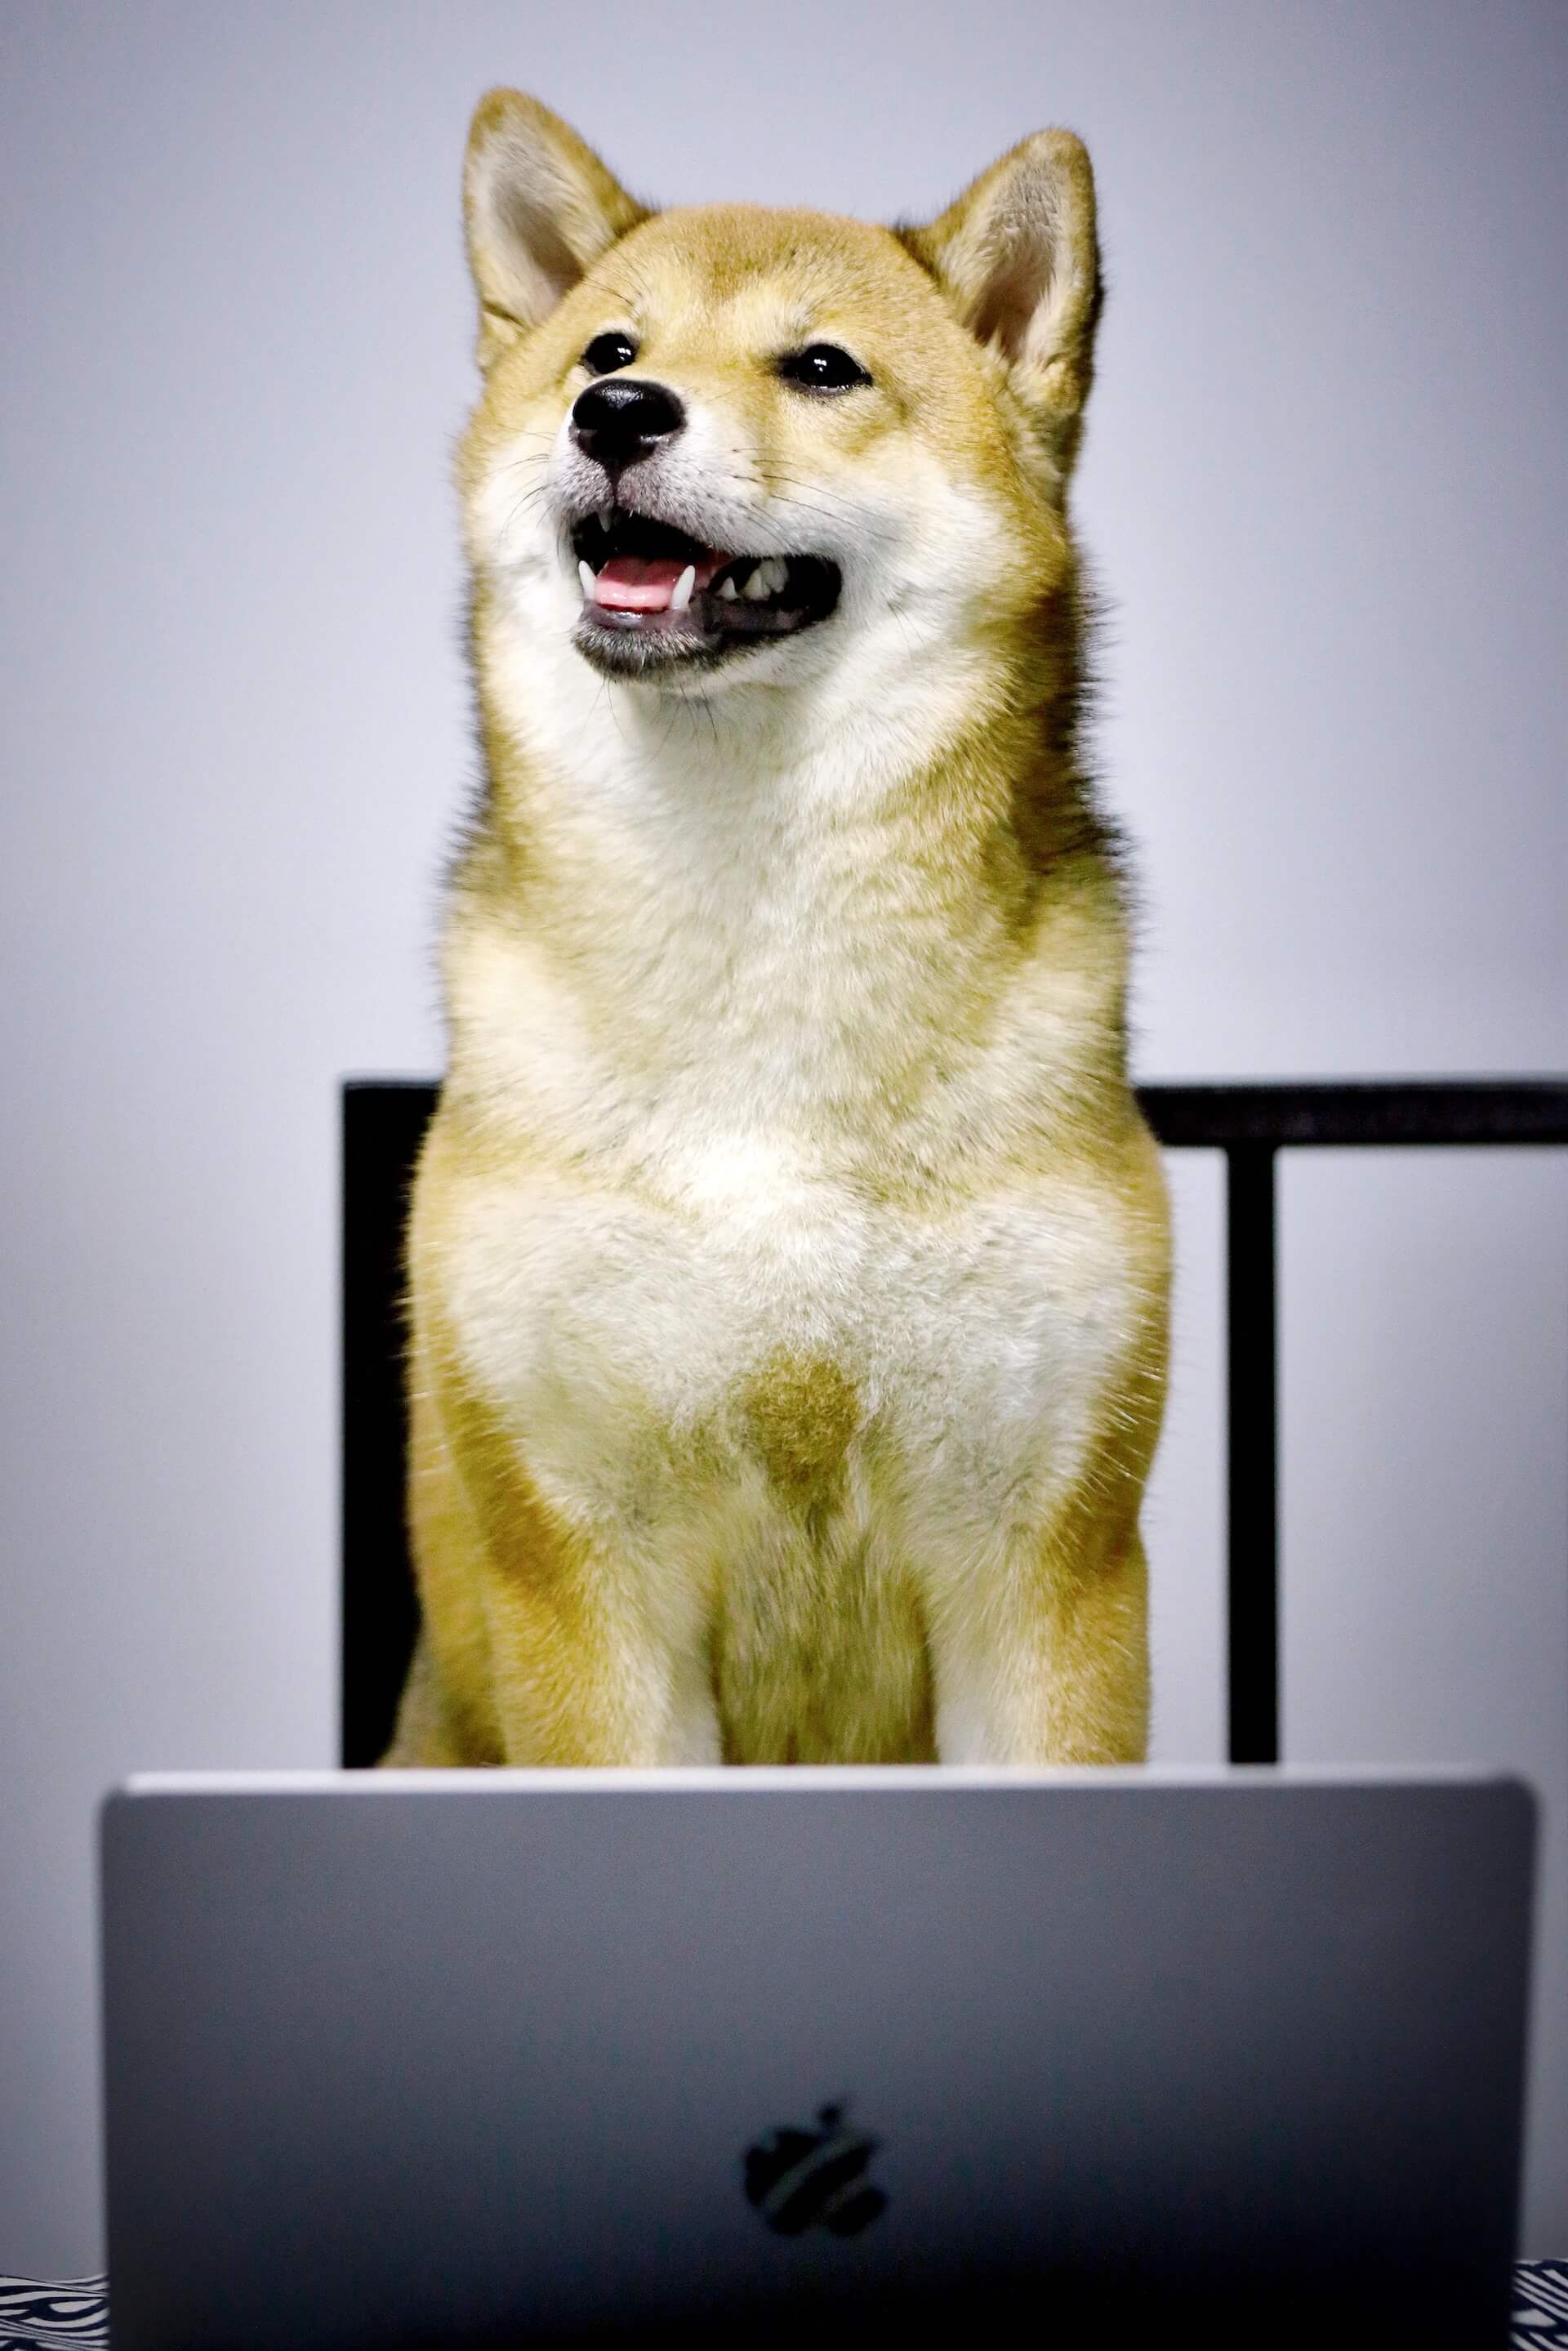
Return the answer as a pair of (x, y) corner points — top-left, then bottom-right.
(341, 1077), (1568, 1768)
(341, 1082), (434, 1771)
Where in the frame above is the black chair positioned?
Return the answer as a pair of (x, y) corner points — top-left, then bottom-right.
(341, 1077), (1568, 1769)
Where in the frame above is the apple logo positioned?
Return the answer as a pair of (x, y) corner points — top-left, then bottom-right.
(743, 2101), (889, 2237)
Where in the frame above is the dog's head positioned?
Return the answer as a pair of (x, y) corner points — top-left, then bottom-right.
(459, 94), (1100, 706)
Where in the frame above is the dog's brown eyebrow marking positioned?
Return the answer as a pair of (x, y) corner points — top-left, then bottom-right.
(590, 279), (646, 323)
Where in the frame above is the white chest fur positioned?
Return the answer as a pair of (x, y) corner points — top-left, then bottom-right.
(440, 1140), (1134, 1568)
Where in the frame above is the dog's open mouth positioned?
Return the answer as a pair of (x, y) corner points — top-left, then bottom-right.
(570, 509), (840, 674)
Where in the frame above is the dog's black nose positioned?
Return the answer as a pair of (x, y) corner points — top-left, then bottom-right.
(570, 378), (686, 473)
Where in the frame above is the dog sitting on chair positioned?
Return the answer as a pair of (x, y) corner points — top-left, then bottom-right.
(383, 92), (1169, 1769)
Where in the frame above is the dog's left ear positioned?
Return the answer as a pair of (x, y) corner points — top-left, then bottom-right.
(901, 132), (1100, 469)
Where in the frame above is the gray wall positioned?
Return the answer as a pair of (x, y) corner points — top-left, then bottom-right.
(2, 0), (1565, 2274)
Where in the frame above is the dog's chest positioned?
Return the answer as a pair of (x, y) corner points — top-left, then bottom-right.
(448, 1148), (1129, 1555)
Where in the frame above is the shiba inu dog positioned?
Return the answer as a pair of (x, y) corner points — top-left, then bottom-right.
(383, 92), (1169, 1768)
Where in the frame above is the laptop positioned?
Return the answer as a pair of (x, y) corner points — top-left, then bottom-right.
(100, 1767), (1535, 2349)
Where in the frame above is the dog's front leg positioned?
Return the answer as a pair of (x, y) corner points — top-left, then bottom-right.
(407, 1286), (724, 1767)
(457, 1438), (720, 1768)
(926, 1514), (1150, 1766)
(478, 1546), (722, 1768)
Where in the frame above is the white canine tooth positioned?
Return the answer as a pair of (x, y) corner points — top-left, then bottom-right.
(742, 567), (770, 601)
(577, 558), (597, 602)
(598, 502), (614, 531)
(760, 557), (789, 595)
(717, 575), (739, 600)
(670, 564), (696, 613)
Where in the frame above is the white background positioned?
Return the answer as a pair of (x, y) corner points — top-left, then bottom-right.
(2, 0), (1564, 2272)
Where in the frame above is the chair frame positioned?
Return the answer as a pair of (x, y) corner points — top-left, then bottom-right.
(341, 1077), (1568, 1769)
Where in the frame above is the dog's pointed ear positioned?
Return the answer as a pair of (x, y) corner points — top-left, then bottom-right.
(901, 132), (1101, 466)
(464, 91), (648, 368)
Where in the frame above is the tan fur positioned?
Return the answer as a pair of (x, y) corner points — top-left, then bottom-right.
(381, 94), (1170, 1771)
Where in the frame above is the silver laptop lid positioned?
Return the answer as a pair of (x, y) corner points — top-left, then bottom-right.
(101, 1768), (1534, 2349)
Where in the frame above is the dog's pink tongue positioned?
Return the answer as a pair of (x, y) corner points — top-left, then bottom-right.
(595, 553), (721, 610)
(596, 556), (685, 611)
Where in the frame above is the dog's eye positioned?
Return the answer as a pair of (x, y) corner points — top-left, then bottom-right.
(777, 343), (872, 393)
(580, 332), (639, 377)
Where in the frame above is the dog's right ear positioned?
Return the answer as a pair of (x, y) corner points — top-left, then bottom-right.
(464, 92), (648, 368)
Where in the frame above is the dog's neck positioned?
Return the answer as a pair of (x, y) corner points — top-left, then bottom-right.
(443, 591), (1125, 1182)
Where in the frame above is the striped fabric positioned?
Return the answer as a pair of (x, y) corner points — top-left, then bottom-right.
(0, 2281), (107, 2350)
(3, 2264), (1567, 2345)
(1516, 2264), (1568, 2343)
